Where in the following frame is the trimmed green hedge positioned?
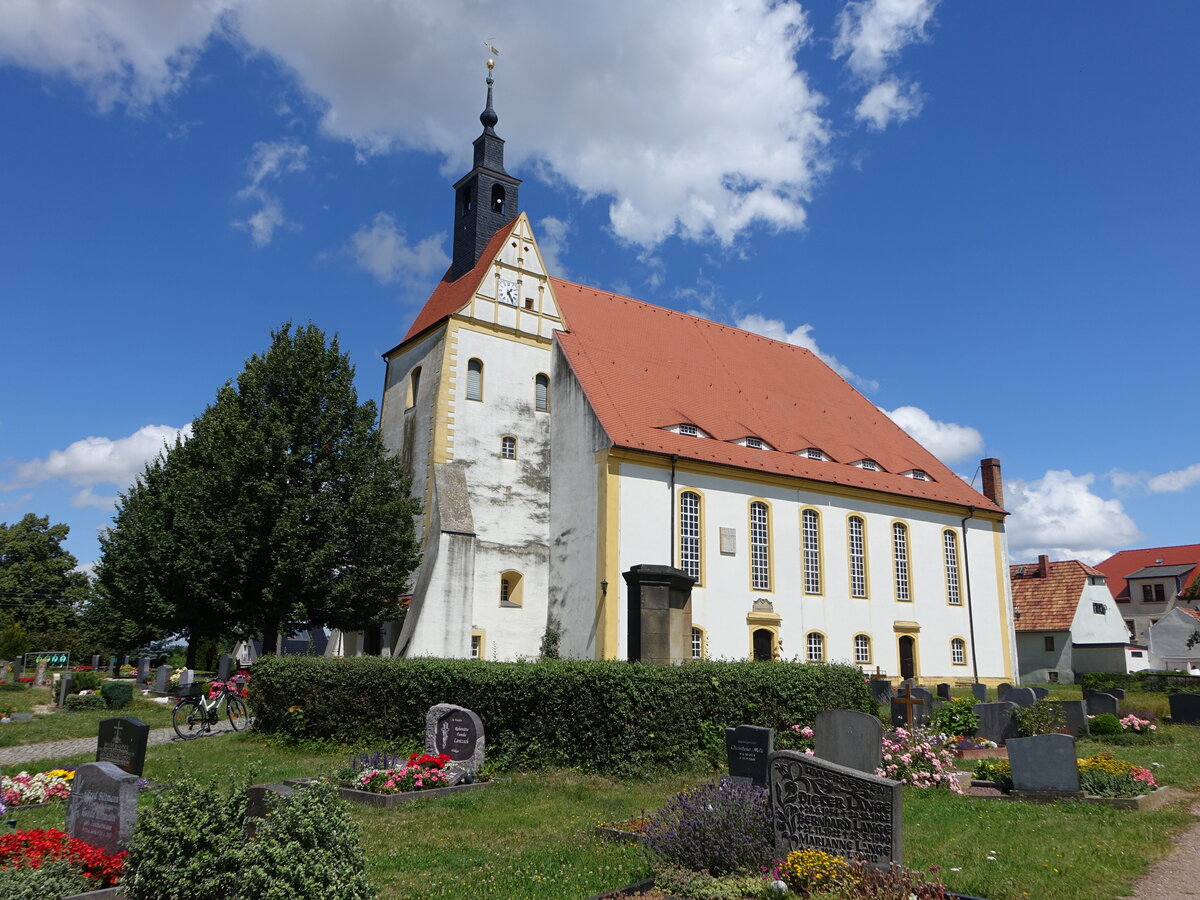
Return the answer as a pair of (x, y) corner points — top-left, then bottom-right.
(1079, 671), (1200, 694)
(250, 656), (874, 776)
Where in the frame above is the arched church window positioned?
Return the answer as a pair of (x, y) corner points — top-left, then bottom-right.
(535, 373), (550, 412)
(466, 359), (483, 401)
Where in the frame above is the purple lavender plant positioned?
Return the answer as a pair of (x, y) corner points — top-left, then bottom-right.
(349, 750), (408, 774)
(644, 780), (773, 876)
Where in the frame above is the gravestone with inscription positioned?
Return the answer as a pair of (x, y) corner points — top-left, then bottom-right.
(971, 683), (988, 702)
(425, 704), (485, 777)
(97, 717), (150, 776)
(1170, 693), (1200, 724)
(815, 709), (882, 775)
(153, 665), (173, 694)
(974, 701), (1019, 745)
(1007, 733), (1080, 794)
(725, 724), (774, 787)
(1005, 687), (1038, 708)
(1086, 692), (1120, 718)
(769, 750), (902, 867)
(66, 762), (139, 855)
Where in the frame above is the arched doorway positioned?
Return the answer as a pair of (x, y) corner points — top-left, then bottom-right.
(752, 628), (775, 661)
(898, 635), (916, 679)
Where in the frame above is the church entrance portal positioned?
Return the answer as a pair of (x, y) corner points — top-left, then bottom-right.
(752, 628), (774, 661)
(898, 635), (916, 679)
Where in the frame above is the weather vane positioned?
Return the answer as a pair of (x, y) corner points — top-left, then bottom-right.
(483, 39), (500, 79)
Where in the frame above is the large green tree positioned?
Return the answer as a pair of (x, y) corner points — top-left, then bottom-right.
(0, 514), (91, 654)
(98, 323), (421, 663)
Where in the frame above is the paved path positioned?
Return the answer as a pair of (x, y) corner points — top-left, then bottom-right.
(1125, 799), (1200, 899)
(0, 721), (237, 767)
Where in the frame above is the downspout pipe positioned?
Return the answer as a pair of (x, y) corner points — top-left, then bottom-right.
(669, 455), (679, 567)
(961, 506), (980, 684)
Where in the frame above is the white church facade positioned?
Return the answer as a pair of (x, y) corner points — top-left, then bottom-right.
(340, 71), (1018, 686)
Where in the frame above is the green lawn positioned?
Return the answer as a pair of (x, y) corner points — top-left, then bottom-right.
(0, 688), (174, 749)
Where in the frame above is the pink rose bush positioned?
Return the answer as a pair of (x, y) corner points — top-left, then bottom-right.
(877, 728), (963, 793)
(352, 752), (454, 794)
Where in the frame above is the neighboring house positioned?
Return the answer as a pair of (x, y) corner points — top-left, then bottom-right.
(1010, 555), (1135, 683)
(1147, 607), (1200, 671)
(233, 629), (329, 666)
(1094, 544), (1200, 645)
(336, 73), (1019, 685)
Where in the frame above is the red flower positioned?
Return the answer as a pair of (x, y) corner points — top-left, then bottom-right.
(0, 829), (126, 886)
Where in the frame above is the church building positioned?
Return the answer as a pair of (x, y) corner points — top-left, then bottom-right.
(349, 68), (1018, 685)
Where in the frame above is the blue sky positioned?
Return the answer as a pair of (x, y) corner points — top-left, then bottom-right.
(1, 1), (1197, 571)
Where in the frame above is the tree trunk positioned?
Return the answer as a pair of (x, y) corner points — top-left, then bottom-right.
(261, 622), (279, 657)
(185, 639), (198, 670)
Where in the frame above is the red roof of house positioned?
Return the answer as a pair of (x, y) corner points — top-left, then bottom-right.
(1094, 545), (1200, 602)
(551, 279), (1004, 513)
(1009, 559), (1103, 632)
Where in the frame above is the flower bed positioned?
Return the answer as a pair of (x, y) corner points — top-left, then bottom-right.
(327, 750), (493, 808)
(0, 827), (125, 888)
(878, 727), (964, 792)
(970, 751), (1167, 807)
(1, 767), (75, 807)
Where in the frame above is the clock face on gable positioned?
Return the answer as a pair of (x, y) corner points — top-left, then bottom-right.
(498, 278), (518, 306)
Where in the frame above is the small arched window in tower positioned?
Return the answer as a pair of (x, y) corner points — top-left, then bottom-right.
(459, 185), (474, 215)
(535, 373), (550, 412)
(406, 367), (421, 410)
(466, 358), (483, 401)
(500, 435), (516, 459)
(500, 571), (523, 608)
(491, 184), (506, 214)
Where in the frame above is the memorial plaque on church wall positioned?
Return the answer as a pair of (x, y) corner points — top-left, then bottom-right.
(425, 704), (485, 774)
(96, 717), (150, 776)
(769, 750), (902, 867)
(725, 724), (774, 787)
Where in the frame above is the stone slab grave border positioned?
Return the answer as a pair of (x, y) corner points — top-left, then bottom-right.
(586, 878), (993, 900)
(969, 784), (1177, 811)
(282, 775), (496, 808)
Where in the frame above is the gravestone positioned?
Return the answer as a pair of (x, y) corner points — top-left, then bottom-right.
(1169, 693), (1200, 724)
(815, 709), (883, 774)
(153, 665), (173, 694)
(725, 724), (774, 787)
(868, 679), (893, 705)
(1031, 687), (1049, 700)
(971, 683), (988, 702)
(109, 656), (118, 673)
(425, 704), (485, 777)
(217, 654), (234, 681)
(35, 658), (48, 686)
(136, 657), (150, 684)
(974, 701), (1019, 745)
(0, 660), (7, 683)
(1005, 687), (1038, 708)
(936, 683), (952, 700)
(91, 654), (101, 671)
(1086, 692), (1119, 718)
(66, 762), (139, 855)
(97, 717), (150, 776)
(1052, 700), (1089, 737)
(58, 674), (74, 708)
(890, 685), (930, 727)
(769, 750), (902, 867)
(1109, 687), (1127, 701)
(910, 687), (934, 722)
(178, 669), (194, 693)
(997, 682), (1012, 699)
(1007, 733), (1080, 794)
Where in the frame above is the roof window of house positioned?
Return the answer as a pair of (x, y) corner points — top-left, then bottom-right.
(745, 436), (764, 449)
(1087, 575), (1106, 586)
(854, 459), (880, 471)
(907, 469), (930, 481)
(1142, 583), (1166, 602)
(1092, 602), (1106, 614)
(679, 424), (698, 436)
(803, 448), (825, 460)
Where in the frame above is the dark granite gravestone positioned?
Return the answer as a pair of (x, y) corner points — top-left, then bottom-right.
(425, 704), (485, 776)
(890, 695), (921, 728)
(1109, 687), (1127, 701)
(869, 679), (893, 705)
(1169, 693), (1200, 724)
(815, 709), (883, 775)
(136, 657), (150, 684)
(96, 717), (150, 776)
(971, 683), (988, 702)
(997, 682), (1013, 699)
(153, 665), (173, 694)
(910, 687), (934, 723)
(936, 683), (952, 701)
(974, 701), (1019, 745)
(1031, 687), (1049, 700)
(1005, 687), (1038, 708)
(1007, 733), (1080, 793)
(66, 762), (139, 855)
(1051, 700), (1090, 737)
(1086, 692), (1120, 718)
(217, 654), (234, 681)
(91, 654), (102, 670)
(725, 724), (774, 787)
(769, 750), (902, 867)
(58, 674), (74, 708)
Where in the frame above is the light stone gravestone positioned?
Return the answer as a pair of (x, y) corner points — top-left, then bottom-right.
(136, 657), (150, 684)
(997, 682), (1013, 699)
(178, 669), (194, 693)
(1007, 733), (1080, 794)
(97, 717), (150, 776)
(1031, 687), (1050, 700)
(35, 658), (48, 687)
(425, 704), (485, 778)
(769, 749), (902, 867)
(971, 683), (988, 702)
(91, 654), (101, 670)
(153, 665), (173, 694)
(974, 701), (1019, 745)
(814, 709), (882, 774)
(66, 762), (139, 855)
(1169, 693), (1200, 724)
(217, 654), (234, 681)
(1086, 692), (1120, 718)
(725, 724), (774, 787)
(1005, 687), (1038, 708)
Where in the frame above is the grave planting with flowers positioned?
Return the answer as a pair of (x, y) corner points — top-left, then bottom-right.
(876, 727), (963, 793)
(0, 827), (126, 894)
(1, 767), (75, 807)
(345, 751), (454, 794)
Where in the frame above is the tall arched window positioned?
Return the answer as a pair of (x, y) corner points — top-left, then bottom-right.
(491, 184), (506, 213)
(749, 501), (771, 591)
(893, 522), (910, 602)
(535, 373), (550, 412)
(944, 529), (962, 605)
(854, 634), (871, 665)
(806, 631), (825, 662)
(406, 366), (421, 410)
(848, 515), (867, 598)
(466, 358), (483, 401)
(678, 491), (701, 581)
(802, 508), (822, 594)
(951, 637), (967, 666)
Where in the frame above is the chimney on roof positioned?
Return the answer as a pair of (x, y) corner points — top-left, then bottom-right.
(1038, 554), (1050, 578)
(980, 458), (1004, 508)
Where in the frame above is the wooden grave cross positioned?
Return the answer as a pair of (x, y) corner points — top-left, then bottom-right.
(893, 683), (922, 728)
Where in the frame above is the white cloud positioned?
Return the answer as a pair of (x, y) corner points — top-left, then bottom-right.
(735, 313), (878, 391)
(1005, 470), (1140, 564)
(882, 406), (982, 464)
(235, 139), (309, 246)
(1148, 463), (1200, 494)
(2, 1), (837, 248)
(536, 216), (571, 280)
(350, 212), (449, 286)
(855, 78), (923, 130)
(6, 424), (192, 493)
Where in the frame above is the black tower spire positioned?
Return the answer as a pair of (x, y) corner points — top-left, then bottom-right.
(449, 59), (521, 281)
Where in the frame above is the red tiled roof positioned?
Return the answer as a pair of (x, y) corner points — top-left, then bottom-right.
(551, 279), (1004, 513)
(1094, 545), (1200, 602)
(393, 221), (521, 347)
(1179, 607), (1200, 624)
(1009, 559), (1102, 632)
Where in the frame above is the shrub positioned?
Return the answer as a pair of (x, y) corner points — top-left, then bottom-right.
(644, 780), (773, 876)
(1089, 713), (1122, 736)
(0, 857), (94, 899)
(65, 694), (106, 712)
(100, 681), (133, 710)
(1013, 700), (1067, 736)
(0, 682), (29, 692)
(652, 865), (766, 900)
(928, 696), (980, 737)
(250, 656), (874, 776)
(877, 728), (962, 792)
(70, 671), (103, 692)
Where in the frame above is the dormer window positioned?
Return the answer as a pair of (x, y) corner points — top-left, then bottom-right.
(679, 424), (698, 437)
(906, 469), (930, 481)
(855, 459), (880, 471)
(746, 437), (764, 450)
(805, 448), (825, 460)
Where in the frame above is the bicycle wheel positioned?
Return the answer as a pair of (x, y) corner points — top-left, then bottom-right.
(226, 696), (250, 732)
(172, 699), (205, 740)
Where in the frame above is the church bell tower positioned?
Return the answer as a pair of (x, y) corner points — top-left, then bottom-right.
(448, 59), (521, 282)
